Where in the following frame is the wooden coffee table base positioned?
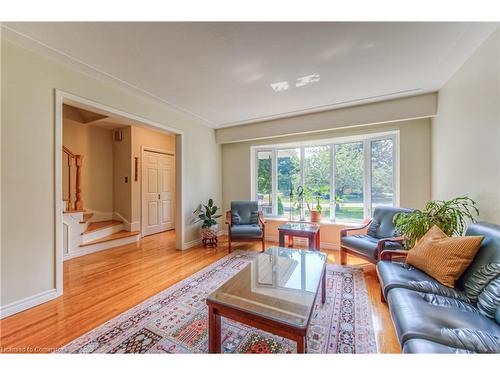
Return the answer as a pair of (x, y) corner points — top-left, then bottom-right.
(207, 266), (326, 354)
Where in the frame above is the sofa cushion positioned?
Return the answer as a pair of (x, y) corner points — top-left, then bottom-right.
(230, 224), (262, 239)
(386, 288), (500, 349)
(440, 328), (500, 353)
(457, 222), (500, 291)
(403, 339), (474, 354)
(231, 201), (259, 225)
(376, 261), (470, 301)
(406, 225), (483, 287)
(463, 262), (500, 303)
(477, 278), (500, 319)
(341, 234), (404, 260)
(371, 206), (413, 239)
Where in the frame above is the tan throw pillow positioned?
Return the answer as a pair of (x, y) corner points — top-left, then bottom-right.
(406, 225), (484, 288)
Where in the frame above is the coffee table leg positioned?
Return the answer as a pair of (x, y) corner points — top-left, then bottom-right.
(208, 305), (221, 353)
(296, 335), (306, 353)
(308, 233), (314, 250)
(321, 267), (326, 304)
(279, 231), (285, 247)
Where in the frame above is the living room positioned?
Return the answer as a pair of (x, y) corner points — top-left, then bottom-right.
(1, 1), (499, 373)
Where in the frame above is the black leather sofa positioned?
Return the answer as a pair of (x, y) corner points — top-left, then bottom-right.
(376, 222), (500, 353)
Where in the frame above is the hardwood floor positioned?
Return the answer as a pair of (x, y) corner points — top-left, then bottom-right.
(0, 231), (400, 353)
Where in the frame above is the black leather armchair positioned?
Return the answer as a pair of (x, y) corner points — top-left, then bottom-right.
(340, 206), (413, 265)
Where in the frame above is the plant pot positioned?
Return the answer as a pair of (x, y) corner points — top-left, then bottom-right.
(201, 224), (219, 239)
(310, 211), (322, 223)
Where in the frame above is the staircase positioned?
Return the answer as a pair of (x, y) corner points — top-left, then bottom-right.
(62, 146), (140, 260)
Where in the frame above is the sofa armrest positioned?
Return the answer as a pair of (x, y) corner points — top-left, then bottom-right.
(377, 236), (405, 253)
(258, 210), (266, 227)
(340, 219), (372, 238)
(379, 249), (409, 262)
(225, 210), (232, 226)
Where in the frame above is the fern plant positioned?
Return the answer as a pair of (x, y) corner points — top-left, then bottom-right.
(193, 198), (221, 228)
(394, 196), (479, 249)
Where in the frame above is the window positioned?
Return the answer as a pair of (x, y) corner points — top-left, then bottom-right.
(252, 132), (398, 222)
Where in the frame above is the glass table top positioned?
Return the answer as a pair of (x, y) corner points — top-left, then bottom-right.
(207, 247), (327, 328)
(278, 222), (320, 233)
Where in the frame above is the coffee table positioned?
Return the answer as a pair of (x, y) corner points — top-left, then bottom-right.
(278, 222), (321, 250)
(206, 247), (327, 353)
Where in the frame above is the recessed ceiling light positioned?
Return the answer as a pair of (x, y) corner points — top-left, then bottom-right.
(295, 73), (320, 87)
(270, 81), (290, 92)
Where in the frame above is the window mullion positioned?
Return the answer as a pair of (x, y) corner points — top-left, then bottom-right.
(300, 147), (305, 221)
(330, 144), (335, 222)
(271, 149), (277, 217)
(363, 140), (372, 219)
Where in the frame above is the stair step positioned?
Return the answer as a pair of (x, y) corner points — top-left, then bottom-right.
(82, 220), (122, 235)
(80, 230), (140, 247)
(79, 213), (94, 224)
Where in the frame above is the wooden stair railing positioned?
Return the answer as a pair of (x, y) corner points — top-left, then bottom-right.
(63, 146), (84, 212)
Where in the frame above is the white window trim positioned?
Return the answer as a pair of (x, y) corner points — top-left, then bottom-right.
(251, 130), (400, 222)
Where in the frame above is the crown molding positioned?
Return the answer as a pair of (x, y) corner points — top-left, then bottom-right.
(0, 24), (217, 128)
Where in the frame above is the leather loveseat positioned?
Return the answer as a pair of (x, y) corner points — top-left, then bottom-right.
(376, 222), (500, 353)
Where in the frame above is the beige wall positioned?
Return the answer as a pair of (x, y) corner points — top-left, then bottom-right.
(222, 118), (432, 239)
(216, 93), (437, 144)
(1, 40), (222, 309)
(432, 28), (500, 224)
(63, 119), (114, 214)
(131, 125), (176, 228)
(112, 126), (132, 222)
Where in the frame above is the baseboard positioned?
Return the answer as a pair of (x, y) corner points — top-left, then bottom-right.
(182, 237), (202, 250)
(0, 288), (60, 319)
(265, 235), (340, 250)
(88, 209), (113, 221)
(113, 212), (131, 230)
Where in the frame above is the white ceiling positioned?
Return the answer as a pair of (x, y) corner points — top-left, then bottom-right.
(3, 22), (497, 128)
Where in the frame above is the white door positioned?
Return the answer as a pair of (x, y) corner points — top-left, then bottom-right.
(142, 151), (174, 236)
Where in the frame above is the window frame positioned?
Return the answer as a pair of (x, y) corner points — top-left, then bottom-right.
(251, 131), (400, 222)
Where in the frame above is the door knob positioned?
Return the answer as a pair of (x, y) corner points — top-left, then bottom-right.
(158, 194), (160, 200)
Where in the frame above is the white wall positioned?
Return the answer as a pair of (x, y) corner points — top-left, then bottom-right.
(1, 39), (222, 313)
(432, 28), (500, 224)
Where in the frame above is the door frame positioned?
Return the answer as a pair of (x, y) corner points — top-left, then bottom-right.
(55, 89), (185, 296)
(141, 146), (175, 237)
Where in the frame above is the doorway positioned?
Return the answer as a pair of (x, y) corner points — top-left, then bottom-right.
(55, 89), (185, 296)
(142, 149), (175, 236)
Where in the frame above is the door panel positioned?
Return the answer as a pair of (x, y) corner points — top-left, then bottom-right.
(142, 151), (175, 236)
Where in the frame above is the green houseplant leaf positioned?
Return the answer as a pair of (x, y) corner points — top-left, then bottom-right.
(193, 199), (221, 228)
(394, 195), (479, 249)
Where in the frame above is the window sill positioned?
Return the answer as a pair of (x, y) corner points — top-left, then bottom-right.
(263, 217), (362, 227)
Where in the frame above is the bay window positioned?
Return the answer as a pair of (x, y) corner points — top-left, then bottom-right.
(253, 132), (398, 222)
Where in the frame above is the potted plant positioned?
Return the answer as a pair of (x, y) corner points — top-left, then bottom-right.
(394, 195), (479, 249)
(307, 192), (323, 222)
(193, 199), (222, 244)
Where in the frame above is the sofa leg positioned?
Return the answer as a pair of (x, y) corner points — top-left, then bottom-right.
(228, 237), (232, 253)
(340, 247), (347, 265)
(262, 238), (265, 252)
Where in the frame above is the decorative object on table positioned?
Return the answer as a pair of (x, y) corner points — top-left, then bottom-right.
(306, 191), (323, 223)
(340, 206), (414, 265)
(226, 201), (266, 253)
(193, 198), (222, 248)
(293, 185), (304, 221)
(394, 195), (479, 249)
(57, 251), (376, 354)
(278, 222), (320, 250)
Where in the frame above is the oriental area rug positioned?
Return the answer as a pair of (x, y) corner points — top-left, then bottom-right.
(57, 251), (377, 354)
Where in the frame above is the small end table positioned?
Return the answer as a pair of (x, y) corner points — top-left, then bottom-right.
(278, 222), (320, 251)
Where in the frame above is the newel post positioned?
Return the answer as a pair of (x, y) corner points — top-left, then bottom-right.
(74, 155), (84, 211)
